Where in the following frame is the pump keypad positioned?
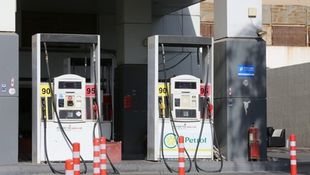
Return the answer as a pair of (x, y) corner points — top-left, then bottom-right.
(58, 99), (64, 107)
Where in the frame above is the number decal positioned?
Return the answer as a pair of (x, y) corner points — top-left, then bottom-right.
(158, 83), (169, 96)
(40, 83), (52, 97)
(86, 84), (96, 97)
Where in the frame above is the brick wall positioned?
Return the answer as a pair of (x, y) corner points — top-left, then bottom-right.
(200, 1), (310, 46)
(200, 2), (214, 37)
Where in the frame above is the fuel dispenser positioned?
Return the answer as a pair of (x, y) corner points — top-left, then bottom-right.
(32, 34), (103, 163)
(147, 35), (222, 173)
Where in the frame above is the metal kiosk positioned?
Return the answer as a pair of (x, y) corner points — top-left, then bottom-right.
(32, 33), (104, 163)
(147, 35), (214, 161)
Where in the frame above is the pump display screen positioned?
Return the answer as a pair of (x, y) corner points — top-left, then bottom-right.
(59, 82), (82, 89)
(175, 82), (196, 89)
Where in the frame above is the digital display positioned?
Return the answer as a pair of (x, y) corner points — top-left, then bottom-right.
(59, 81), (82, 89)
(175, 82), (196, 89)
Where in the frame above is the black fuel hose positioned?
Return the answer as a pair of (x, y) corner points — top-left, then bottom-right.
(90, 44), (120, 174)
(160, 43), (192, 173)
(43, 42), (88, 174)
(193, 45), (223, 173)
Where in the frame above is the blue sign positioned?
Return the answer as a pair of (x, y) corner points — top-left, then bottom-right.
(238, 65), (255, 77)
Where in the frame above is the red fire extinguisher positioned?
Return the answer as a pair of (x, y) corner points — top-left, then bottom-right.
(248, 123), (260, 161)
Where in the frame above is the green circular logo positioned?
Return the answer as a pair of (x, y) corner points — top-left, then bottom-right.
(164, 133), (177, 149)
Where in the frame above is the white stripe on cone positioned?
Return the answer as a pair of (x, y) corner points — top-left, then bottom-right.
(93, 168), (100, 174)
(65, 170), (74, 175)
(291, 160), (297, 165)
(73, 152), (80, 158)
(94, 146), (100, 151)
(179, 162), (185, 168)
(73, 164), (80, 171)
(290, 150), (297, 156)
(93, 157), (100, 163)
(290, 141), (296, 147)
(100, 154), (106, 159)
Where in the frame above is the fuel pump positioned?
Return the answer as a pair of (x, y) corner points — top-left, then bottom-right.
(159, 44), (213, 173)
(32, 34), (119, 174)
(147, 35), (222, 173)
(32, 34), (99, 164)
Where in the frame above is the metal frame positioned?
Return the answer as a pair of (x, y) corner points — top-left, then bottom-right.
(147, 35), (214, 160)
(32, 33), (100, 163)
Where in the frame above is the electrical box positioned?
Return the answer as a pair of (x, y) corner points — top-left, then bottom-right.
(214, 0), (262, 39)
(54, 74), (86, 122)
(170, 75), (200, 120)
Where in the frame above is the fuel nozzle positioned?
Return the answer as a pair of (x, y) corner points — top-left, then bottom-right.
(41, 98), (47, 120)
(159, 96), (165, 117)
(204, 97), (213, 118)
(93, 99), (98, 112)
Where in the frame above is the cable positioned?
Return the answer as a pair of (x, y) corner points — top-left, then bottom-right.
(159, 44), (176, 173)
(43, 42), (88, 174)
(90, 44), (120, 174)
(84, 56), (88, 78)
(43, 118), (58, 174)
(159, 52), (192, 72)
(196, 47), (200, 66)
(193, 45), (223, 173)
(159, 52), (189, 64)
(160, 43), (192, 173)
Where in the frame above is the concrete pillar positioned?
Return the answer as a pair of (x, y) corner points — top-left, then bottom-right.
(214, 0), (267, 161)
(0, 0), (16, 32)
(0, 0), (18, 165)
(116, 0), (152, 65)
(114, 0), (151, 159)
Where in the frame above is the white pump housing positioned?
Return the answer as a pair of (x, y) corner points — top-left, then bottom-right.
(170, 74), (200, 121)
(53, 74), (86, 122)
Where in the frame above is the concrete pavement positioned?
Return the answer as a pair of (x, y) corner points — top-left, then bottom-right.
(0, 160), (290, 175)
(1, 147), (309, 175)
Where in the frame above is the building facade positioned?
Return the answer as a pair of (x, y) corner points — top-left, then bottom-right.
(0, 0), (205, 162)
(200, 0), (310, 147)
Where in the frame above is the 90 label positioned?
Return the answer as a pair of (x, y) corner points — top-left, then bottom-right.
(40, 83), (52, 97)
(158, 83), (170, 96)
